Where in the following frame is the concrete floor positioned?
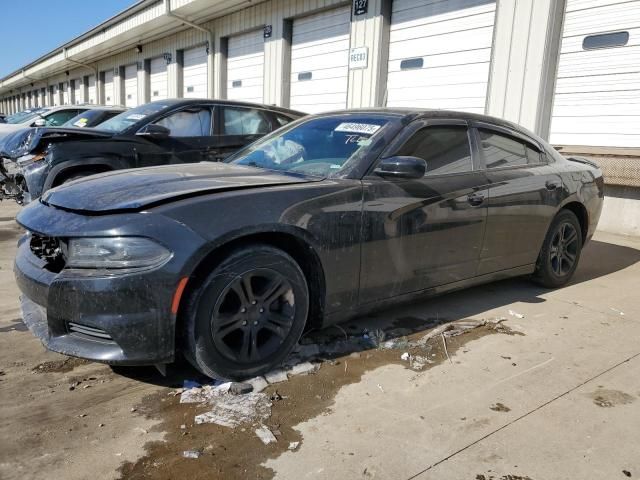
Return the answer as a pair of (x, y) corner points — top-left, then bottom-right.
(1, 200), (639, 480)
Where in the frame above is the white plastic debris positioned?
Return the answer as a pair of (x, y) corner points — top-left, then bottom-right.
(288, 441), (300, 451)
(400, 352), (410, 361)
(289, 362), (317, 376)
(255, 426), (277, 445)
(194, 393), (271, 428)
(610, 307), (625, 316)
(264, 369), (289, 384)
(508, 310), (525, 319)
(182, 450), (201, 459)
(247, 376), (269, 393)
(180, 383), (231, 404)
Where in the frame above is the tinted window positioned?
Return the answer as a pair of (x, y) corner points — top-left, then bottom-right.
(275, 114), (294, 128)
(526, 145), (542, 164)
(156, 109), (212, 137)
(479, 129), (527, 169)
(583, 31), (629, 50)
(223, 108), (270, 135)
(397, 126), (472, 176)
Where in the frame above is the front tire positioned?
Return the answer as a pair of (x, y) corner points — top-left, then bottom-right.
(182, 244), (309, 380)
(533, 210), (583, 288)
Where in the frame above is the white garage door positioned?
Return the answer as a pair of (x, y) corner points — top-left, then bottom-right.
(386, 0), (496, 113)
(150, 57), (168, 100)
(289, 6), (351, 113)
(73, 79), (82, 104)
(87, 75), (96, 104)
(103, 70), (115, 105)
(550, 0), (640, 147)
(124, 64), (138, 107)
(227, 30), (265, 103)
(183, 45), (208, 98)
(62, 82), (69, 105)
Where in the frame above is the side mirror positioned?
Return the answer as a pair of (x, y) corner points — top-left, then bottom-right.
(33, 118), (46, 127)
(374, 156), (426, 180)
(136, 124), (170, 139)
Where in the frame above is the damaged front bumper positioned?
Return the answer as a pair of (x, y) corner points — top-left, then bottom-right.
(14, 202), (209, 366)
(15, 239), (177, 365)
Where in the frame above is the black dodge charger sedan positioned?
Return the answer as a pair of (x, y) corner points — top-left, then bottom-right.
(2, 99), (303, 203)
(15, 109), (604, 379)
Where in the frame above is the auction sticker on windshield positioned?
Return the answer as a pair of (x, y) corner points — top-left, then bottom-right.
(335, 122), (381, 135)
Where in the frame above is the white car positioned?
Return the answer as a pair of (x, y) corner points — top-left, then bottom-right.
(0, 105), (95, 140)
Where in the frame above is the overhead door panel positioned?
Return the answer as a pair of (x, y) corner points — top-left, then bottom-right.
(73, 79), (82, 104)
(227, 30), (265, 103)
(87, 75), (96, 104)
(62, 82), (69, 105)
(550, 0), (640, 147)
(150, 57), (168, 100)
(290, 6), (351, 113)
(386, 0), (496, 113)
(104, 71), (115, 105)
(183, 45), (208, 98)
(124, 64), (138, 107)
(53, 85), (60, 106)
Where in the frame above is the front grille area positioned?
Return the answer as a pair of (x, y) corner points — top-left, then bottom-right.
(30, 234), (65, 272)
(67, 322), (114, 343)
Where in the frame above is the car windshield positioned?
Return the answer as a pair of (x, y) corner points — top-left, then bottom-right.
(5, 109), (45, 125)
(226, 115), (391, 177)
(63, 110), (107, 128)
(97, 103), (170, 133)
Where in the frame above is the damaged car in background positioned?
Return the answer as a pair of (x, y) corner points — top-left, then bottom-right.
(15, 109), (604, 380)
(0, 99), (303, 204)
(1, 107), (127, 203)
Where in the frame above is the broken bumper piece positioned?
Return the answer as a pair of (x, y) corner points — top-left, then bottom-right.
(14, 238), (177, 366)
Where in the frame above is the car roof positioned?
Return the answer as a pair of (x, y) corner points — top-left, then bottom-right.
(315, 107), (545, 144)
(141, 98), (307, 117)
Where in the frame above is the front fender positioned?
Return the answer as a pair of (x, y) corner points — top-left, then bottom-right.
(43, 156), (130, 193)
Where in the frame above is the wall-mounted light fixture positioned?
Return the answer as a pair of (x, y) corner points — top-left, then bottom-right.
(135, 44), (143, 54)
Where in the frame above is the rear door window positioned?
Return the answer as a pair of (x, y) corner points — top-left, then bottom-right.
(223, 107), (270, 135)
(396, 125), (473, 176)
(479, 129), (528, 169)
(155, 108), (212, 137)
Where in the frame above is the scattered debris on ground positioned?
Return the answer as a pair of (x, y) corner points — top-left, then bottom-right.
(591, 389), (636, 408)
(490, 402), (512, 413)
(182, 450), (202, 459)
(118, 315), (524, 479)
(31, 357), (89, 374)
(508, 310), (525, 319)
(255, 426), (277, 445)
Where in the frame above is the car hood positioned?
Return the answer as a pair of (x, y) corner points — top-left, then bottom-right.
(41, 162), (321, 213)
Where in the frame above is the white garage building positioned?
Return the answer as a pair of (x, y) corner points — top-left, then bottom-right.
(0, 0), (638, 233)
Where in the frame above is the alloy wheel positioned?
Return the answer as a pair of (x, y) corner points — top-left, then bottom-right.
(211, 269), (295, 364)
(549, 222), (579, 276)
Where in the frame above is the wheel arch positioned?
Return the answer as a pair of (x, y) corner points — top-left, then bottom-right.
(44, 157), (124, 191)
(178, 228), (327, 335)
(559, 200), (589, 244)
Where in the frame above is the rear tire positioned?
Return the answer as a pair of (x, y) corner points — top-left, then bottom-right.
(533, 210), (583, 288)
(182, 244), (309, 380)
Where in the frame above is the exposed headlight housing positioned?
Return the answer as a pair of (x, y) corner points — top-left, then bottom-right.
(66, 237), (172, 269)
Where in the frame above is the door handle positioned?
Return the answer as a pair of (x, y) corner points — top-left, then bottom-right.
(467, 192), (485, 206)
(545, 180), (561, 190)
